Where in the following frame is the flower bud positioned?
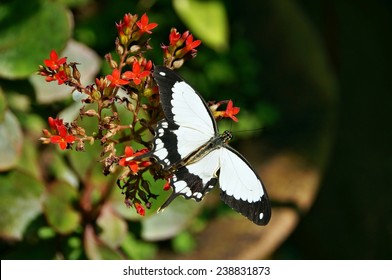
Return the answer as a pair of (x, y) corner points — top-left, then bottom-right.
(127, 102), (135, 112)
(120, 34), (129, 46)
(143, 88), (154, 97)
(172, 59), (184, 69)
(76, 140), (85, 152)
(84, 109), (99, 117)
(130, 44), (141, 53)
(91, 89), (102, 101)
(116, 43), (125, 56)
(71, 64), (81, 81)
(131, 92), (138, 100)
(125, 56), (137, 65)
(42, 129), (51, 137)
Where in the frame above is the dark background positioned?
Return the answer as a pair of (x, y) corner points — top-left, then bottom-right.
(257, 0), (392, 259)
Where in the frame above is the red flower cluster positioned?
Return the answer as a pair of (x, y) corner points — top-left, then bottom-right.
(118, 146), (151, 174)
(37, 12), (220, 220)
(43, 117), (76, 150)
(122, 60), (152, 85)
(116, 13), (158, 45)
(106, 59), (152, 87)
(162, 28), (202, 67)
(39, 50), (68, 85)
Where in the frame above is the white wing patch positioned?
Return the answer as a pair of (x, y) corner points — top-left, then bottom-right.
(218, 148), (265, 203)
(171, 150), (220, 200)
(174, 126), (212, 160)
(165, 81), (216, 159)
(153, 138), (168, 161)
(171, 81), (215, 137)
(186, 149), (220, 188)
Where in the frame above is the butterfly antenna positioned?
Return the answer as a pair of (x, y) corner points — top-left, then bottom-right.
(234, 127), (264, 133)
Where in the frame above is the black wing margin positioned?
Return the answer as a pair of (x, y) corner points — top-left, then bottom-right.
(153, 66), (182, 127)
(220, 190), (271, 225)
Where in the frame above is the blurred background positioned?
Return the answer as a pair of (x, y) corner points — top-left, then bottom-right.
(0, 0), (391, 259)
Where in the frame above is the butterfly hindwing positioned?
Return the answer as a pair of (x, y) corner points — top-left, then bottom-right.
(152, 120), (181, 168)
(159, 150), (220, 211)
(218, 146), (271, 225)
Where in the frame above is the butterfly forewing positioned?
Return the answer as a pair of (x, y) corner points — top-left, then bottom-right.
(153, 66), (217, 135)
(152, 66), (217, 167)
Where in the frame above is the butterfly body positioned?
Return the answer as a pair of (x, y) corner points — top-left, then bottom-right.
(151, 66), (271, 225)
(172, 130), (232, 168)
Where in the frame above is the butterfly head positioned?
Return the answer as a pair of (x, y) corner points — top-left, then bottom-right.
(221, 130), (233, 144)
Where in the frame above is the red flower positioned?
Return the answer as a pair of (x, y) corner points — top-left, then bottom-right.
(163, 180), (171, 191)
(44, 50), (67, 71)
(212, 100), (240, 122)
(122, 61), (151, 85)
(54, 70), (68, 85)
(184, 34), (201, 53)
(223, 100), (240, 122)
(134, 202), (145, 216)
(140, 58), (153, 71)
(119, 146), (151, 173)
(106, 69), (130, 87)
(123, 13), (132, 26)
(116, 13), (134, 38)
(44, 70), (68, 84)
(169, 28), (181, 46)
(136, 13), (158, 34)
(48, 117), (63, 131)
(50, 124), (76, 150)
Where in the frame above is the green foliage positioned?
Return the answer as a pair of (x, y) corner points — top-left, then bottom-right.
(0, 111), (23, 171)
(0, 171), (44, 239)
(173, 0), (229, 51)
(43, 181), (81, 234)
(0, 0), (71, 79)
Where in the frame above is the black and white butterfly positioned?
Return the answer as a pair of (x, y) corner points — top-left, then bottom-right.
(151, 66), (271, 225)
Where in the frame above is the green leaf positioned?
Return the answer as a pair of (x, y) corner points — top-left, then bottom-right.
(0, 171), (44, 240)
(84, 224), (124, 260)
(110, 187), (142, 221)
(0, 0), (72, 79)
(43, 181), (81, 234)
(121, 233), (157, 260)
(141, 197), (202, 241)
(67, 136), (101, 182)
(15, 132), (41, 179)
(0, 110), (23, 171)
(172, 231), (197, 254)
(0, 87), (6, 122)
(173, 0), (229, 52)
(96, 204), (127, 248)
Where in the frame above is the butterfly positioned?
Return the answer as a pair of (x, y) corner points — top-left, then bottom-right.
(151, 66), (271, 225)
